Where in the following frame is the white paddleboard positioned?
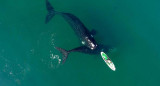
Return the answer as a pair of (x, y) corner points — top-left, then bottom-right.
(101, 52), (116, 71)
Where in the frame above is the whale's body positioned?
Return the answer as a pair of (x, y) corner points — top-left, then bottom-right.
(45, 0), (111, 63)
(60, 13), (97, 50)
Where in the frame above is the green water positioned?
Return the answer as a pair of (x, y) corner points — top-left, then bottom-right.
(0, 0), (160, 86)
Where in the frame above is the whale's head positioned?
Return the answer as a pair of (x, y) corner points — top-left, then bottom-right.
(84, 36), (97, 50)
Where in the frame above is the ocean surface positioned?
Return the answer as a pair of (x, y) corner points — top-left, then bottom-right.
(0, 0), (160, 86)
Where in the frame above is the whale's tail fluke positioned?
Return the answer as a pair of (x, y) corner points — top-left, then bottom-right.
(45, 0), (56, 24)
(55, 47), (70, 64)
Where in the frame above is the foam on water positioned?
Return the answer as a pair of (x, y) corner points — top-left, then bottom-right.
(48, 52), (61, 69)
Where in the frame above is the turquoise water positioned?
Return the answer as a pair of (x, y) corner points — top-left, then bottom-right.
(0, 0), (160, 86)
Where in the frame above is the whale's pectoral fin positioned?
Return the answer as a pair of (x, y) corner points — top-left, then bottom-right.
(69, 46), (95, 54)
(90, 29), (97, 36)
(55, 46), (89, 64)
(55, 46), (95, 64)
(55, 47), (69, 64)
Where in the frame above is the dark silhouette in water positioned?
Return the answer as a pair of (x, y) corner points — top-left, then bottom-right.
(45, 0), (112, 63)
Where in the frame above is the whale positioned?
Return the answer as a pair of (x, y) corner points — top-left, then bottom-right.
(45, 0), (112, 64)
